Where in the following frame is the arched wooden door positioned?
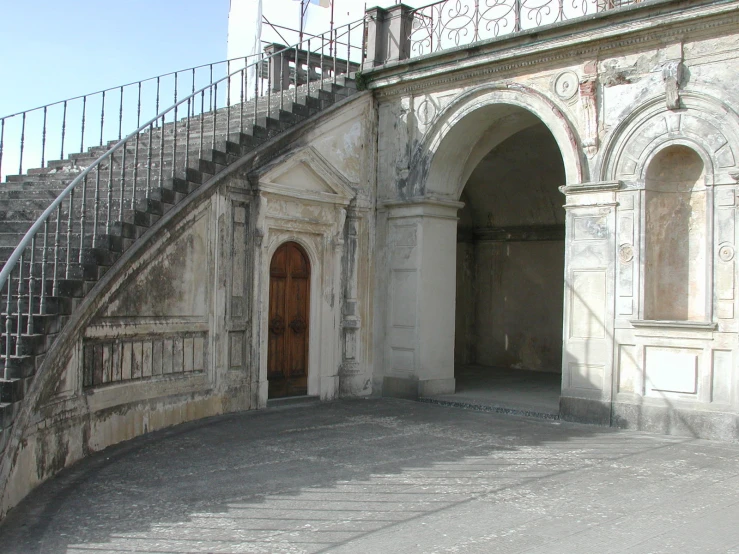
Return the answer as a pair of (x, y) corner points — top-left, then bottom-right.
(268, 242), (310, 398)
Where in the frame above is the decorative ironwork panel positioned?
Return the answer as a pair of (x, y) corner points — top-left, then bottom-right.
(409, 0), (643, 57)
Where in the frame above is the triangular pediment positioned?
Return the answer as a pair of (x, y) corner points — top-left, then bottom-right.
(249, 146), (355, 204)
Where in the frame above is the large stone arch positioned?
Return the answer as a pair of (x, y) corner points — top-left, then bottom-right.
(408, 84), (585, 201)
(379, 84), (579, 399)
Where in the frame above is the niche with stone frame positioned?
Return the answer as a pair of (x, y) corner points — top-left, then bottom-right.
(644, 145), (707, 321)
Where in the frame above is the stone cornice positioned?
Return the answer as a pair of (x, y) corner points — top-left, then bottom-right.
(560, 181), (623, 194)
(367, 0), (739, 99)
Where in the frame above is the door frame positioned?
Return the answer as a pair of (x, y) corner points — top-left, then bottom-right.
(249, 146), (356, 407)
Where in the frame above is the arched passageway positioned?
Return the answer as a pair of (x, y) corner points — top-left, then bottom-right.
(453, 122), (566, 414)
(380, 93), (579, 407)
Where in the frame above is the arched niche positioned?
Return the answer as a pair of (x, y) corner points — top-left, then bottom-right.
(600, 93), (739, 182)
(644, 145), (707, 321)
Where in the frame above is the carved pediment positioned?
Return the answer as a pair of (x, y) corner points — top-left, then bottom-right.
(249, 146), (355, 205)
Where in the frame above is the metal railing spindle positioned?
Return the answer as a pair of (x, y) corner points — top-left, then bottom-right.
(279, 53), (285, 112)
(185, 98), (191, 171)
(40, 221), (48, 315)
(3, 277), (11, 377)
(199, 91), (205, 161)
(146, 123), (153, 197)
(65, 190), (74, 279)
(227, 62), (232, 140)
(320, 33), (325, 87)
(212, 82), (218, 152)
(305, 40), (310, 98)
(254, 57), (260, 123)
(240, 68), (245, 135)
(26, 238), (36, 336)
(172, 74), (178, 181)
(294, 43), (300, 104)
(60, 101), (67, 160)
(209, 65), (214, 111)
(93, 166), (101, 246)
(191, 68), (196, 117)
(18, 112), (26, 174)
(99, 91), (106, 146)
(106, 154), (113, 234)
(155, 77), (160, 127)
(132, 128), (140, 210)
(333, 29), (338, 84)
(80, 96), (87, 154)
(52, 206), (61, 296)
(79, 174), (88, 264)
(14, 255), (23, 357)
(119, 139), (126, 219)
(118, 86), (124, 141)
(41, 107), (47, 168)
(267, 55), (272, 118)
(158, 115), (165, 190)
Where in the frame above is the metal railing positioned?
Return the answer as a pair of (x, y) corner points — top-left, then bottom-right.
(0, 18), (366, 377)
(409, 0), (643, 56)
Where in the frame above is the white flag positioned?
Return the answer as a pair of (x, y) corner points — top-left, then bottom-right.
(293, 0), (331, 30)
(227, 0), (263, 99)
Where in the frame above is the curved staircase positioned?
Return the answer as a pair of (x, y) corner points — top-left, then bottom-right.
(0, 42), (360, 458)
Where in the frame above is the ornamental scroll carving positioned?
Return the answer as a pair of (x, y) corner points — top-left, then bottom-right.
(663, 60), (685, 111)
(580, 75), (598, 158)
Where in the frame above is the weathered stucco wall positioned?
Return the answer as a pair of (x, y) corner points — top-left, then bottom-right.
(369, 0), (739, 439)
(0, 93), (377, 518)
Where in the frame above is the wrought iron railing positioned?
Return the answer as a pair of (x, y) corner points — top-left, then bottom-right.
(409, 0), (643, 56)
(0, 18), (366, 377)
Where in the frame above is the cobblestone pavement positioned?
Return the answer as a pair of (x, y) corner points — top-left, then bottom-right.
(1, 398), (738, 553)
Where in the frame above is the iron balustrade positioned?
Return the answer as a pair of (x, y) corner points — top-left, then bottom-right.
(408, 0), (644, 57)
(0, 18), (367, 379)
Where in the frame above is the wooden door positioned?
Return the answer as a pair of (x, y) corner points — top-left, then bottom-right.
(268, 242), (310, 398)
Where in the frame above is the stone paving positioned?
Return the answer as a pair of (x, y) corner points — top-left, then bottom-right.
(1, 398), (739, 553)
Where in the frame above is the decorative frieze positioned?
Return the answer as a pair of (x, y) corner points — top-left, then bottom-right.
(83, 332), (207, 388)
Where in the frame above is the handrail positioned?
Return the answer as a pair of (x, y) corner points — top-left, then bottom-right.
(0, 55), (262, 122)
(0, 17), (368, 181)
(0, 17), (366, 373)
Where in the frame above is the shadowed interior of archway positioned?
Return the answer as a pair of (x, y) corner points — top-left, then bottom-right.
(448, 122), (566, 416)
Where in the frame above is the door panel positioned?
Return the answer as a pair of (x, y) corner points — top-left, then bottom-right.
(268, 242), (310, 398)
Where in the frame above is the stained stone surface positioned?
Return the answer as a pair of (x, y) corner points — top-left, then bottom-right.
(1, 398), (739, 553)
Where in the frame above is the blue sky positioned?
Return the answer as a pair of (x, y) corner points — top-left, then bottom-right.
(0, 0), (414, 117)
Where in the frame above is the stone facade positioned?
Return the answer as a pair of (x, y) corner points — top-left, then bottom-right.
(366, 0), (739, 440)
(3, 0), (739, 520)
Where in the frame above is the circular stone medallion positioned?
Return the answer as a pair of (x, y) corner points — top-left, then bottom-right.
(553, 71), (579, 102)
(416, 99), (437, 125)
(618, 244), (634, 264)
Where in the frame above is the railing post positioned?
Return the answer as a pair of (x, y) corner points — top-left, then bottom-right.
(362, 7), (388, 70)
(362, 5), (414, 70)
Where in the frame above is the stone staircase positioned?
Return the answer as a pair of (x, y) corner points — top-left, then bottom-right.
(0, 76), (358, 451)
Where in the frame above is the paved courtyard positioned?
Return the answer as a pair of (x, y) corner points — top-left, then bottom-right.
(1, 398), (738, 553)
